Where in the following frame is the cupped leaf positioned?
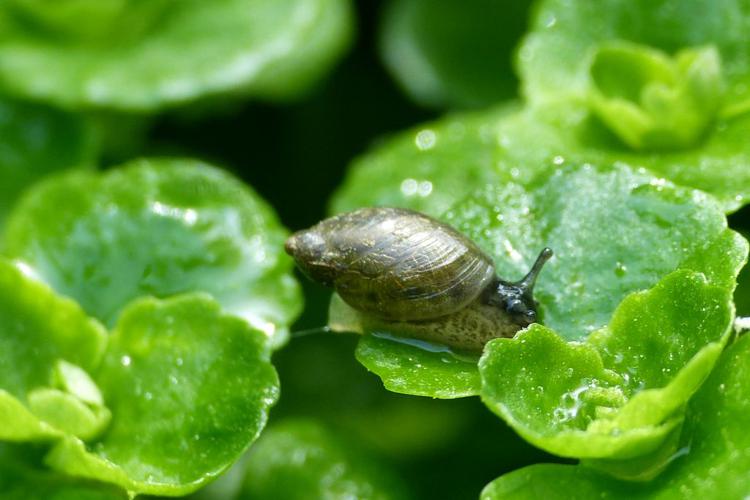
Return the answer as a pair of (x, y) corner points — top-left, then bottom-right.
(0, 98), (96, 231)
(330, 105), (512, 217)
(480, 269), (734, 460)
(379, 0), (530, 108)
(3, 158), (302, 345)
(0, 0), (353, 111)
(481, 332), (750, 499)
(239, 419), (409, 500)
(45, 293), (280, 496)
(518, 0), (750, 108)
(0, 257), (107, 441)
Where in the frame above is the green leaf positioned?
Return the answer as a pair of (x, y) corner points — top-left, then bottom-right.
(331, 165), (746, 413)
(0, 98), (95, 231)
(480, 269), (734, 460)
(0, 453), (127, 500)
(481, 332), (750, 498)
(518, 0), (750, 109)
(0, 257), (107, 441)
(328, 294), (481, 399)
(3, 158), (302, 346)
(355, 334), (481, 399)
(239, 419), (409, 500)
(45, 293), (280, 496)
(0, 0), (353, 111)
(446, 165), (741, 340)
(379, 0), (529, 108)
(330, 105), (512, 217)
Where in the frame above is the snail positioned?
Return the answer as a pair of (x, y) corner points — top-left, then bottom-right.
(285, 207), (552, 351)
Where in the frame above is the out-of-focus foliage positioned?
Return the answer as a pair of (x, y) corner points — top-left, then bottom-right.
(0, 99), (95, 231)
(239, 419), (410, 500)
(0, 0), (354, 111)
(379, 0), (530, 108)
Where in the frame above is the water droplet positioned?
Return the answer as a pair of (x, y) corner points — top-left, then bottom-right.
(415, 129), (437, 150)
(176, 357), (184, 367)
(144, 392), (153, 401)
(552, 155), (565, 165)
(417, 181), (433, 197)
(400, 178), (418, 196)
(120, 355), (132, 367)
(614, 262), (627, 277)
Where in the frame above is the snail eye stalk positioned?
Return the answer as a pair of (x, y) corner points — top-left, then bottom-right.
(518, 247), (553, 298)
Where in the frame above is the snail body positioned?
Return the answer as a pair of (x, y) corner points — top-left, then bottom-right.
(285, 207), (552, 351)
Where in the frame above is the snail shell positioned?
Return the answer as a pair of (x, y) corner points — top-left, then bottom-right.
(286, 207), (552, 351)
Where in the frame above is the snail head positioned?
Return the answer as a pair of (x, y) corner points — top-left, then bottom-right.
(489, 247), (553, 327)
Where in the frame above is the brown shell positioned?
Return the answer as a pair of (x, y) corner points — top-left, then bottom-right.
(285, 207), (496, 321)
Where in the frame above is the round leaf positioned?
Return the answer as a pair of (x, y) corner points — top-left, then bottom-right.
(3, 158), (302, 345)
(45, 293), (280, 496)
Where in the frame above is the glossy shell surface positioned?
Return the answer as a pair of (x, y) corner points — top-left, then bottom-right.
(285, 207), (496, 321)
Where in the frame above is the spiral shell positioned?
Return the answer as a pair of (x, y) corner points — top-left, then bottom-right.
(285, 207), (496, 321)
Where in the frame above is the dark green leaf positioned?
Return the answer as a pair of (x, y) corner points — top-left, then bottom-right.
(379, 0), (529, 108)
